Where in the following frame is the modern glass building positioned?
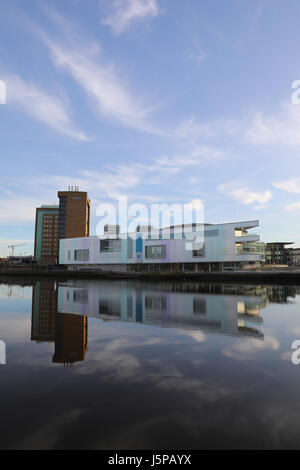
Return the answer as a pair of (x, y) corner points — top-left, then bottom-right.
(266, 242), (294, 266)
(59, 220), (263, 272)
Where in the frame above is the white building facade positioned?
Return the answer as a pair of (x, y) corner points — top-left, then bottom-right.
(59, 220), (262, 271)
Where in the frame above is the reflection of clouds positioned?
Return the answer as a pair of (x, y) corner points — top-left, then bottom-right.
(0, 286), (32, 299)
(0, 317), (30, 342)
(10, 345), (55, 369)
(280, 351), (292, 362)
(15, 409), (84, 450)
(75, 324), (191, 383)
(288, 326), (300, 336)
(2, 319), (300, 449)
(75, 324), (215, 403)
(182, 330), (206, 343)
(95, 411), (199, 450)
(222, 333), (280, 361)
(3, 290), (300, 449)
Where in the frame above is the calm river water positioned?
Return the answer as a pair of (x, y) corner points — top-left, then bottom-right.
(0, 279), (300, 449)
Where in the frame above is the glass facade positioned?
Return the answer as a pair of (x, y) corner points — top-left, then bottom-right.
(74, 249), (89, 261)
(145, 245), (166, 259)
(193, 243), (205, 257)
(58, 196), (67, 240)
(100, 239), (121, 253)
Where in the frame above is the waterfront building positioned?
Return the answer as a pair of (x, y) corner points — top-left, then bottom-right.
(59, 220), (262, 272)
(34, 188), (90, 265)
(266, 242), (294, 266)
(286, 248), (300, 267)
(58, 188), (90, 240)
(34, 205), (59, 265)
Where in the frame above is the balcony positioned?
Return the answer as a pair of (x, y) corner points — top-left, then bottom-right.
(235, 233), (260, 243)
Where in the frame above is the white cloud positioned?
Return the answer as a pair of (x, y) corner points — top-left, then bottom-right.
(219, 183), (272, 206)
(0, 195), (41, 224)
(0, 155), (187, 232)
(175, 117), (215, 140)
(189, 51), (207, 67)
(4, 74), (89, 141)
(0, 238), (32, 246)
(33, 165), (142, 201)
(284, 201), (300, 212)
(103, 0), (159, 35)
(273, 180), (300, 212)
(42, 36), (160, 134)
(156, 145), (223, 167)
(246, 102), (300, 147)
(174, 117), (239, 141)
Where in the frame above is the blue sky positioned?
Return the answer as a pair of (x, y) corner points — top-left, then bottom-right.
(1, 0), (300, 256)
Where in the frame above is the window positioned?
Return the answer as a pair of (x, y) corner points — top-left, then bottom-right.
(74, 249), (89, 261)
(73, 289), (88, 303)
(193, 298), (206, 314)
(99, 300), (120, 316)
(100, 239), (121, 253)
(193, 244), (205, 257)
(145, 295), (166, 310)
(67, 250), (71, 261)
(127, 237), (133, 259)
(204, 229), (219, 237)
(145, 245), (166, 259)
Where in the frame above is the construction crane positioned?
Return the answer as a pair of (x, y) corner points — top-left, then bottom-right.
(8, 244), (25, 256)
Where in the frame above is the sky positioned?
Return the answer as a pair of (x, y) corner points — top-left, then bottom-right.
(1, 0), (300, 256)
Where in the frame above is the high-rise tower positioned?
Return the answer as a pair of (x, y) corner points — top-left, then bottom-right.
(34, 205), (59, 265)
(57, 187), (90, 240)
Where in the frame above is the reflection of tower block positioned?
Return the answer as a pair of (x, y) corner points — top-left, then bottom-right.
(53, 314), (88, 366)
(31, 282), (57, 342)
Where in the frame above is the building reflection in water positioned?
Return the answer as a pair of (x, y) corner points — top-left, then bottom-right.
(30, 280), (297, 363)
(31, 282), (88, 366)
(57, 281), (293, 340)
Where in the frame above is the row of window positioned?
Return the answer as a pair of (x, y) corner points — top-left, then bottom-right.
(68, 243), (207, 261)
